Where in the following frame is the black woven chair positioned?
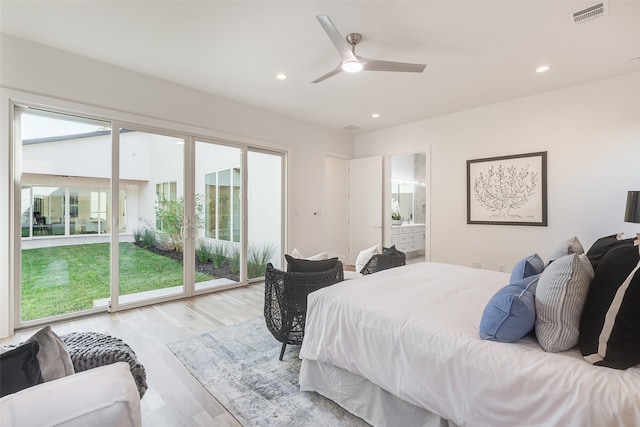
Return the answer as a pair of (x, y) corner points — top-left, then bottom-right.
(264, 261), (344, 360)
(360, 249), (406, 275)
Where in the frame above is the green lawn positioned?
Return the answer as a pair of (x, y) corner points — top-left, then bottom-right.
(21, 242), (213, 321)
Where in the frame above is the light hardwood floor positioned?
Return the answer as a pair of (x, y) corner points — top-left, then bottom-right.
(1, 283), (266, 427)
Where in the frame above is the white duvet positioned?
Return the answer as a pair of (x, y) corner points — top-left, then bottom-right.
(299, 262), (640, 427)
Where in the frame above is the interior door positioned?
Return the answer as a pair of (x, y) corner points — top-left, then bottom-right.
(348, 156), (383, 265)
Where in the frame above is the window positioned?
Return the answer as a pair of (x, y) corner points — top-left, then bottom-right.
(156, 181), (177, 203)
(68, 193), (78, 220)
(205, 168), (240, 242)
(90, 190), (107, 220)
(155, 181), (177, 230)
(205, 173), (217, 238)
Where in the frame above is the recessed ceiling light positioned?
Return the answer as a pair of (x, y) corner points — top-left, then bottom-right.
(536, 65), (551, 73)
(371, 113), (380, 118)
(276, 73), (287, 80)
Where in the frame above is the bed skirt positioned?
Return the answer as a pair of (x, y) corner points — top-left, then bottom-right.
(299, 359), (459, 427)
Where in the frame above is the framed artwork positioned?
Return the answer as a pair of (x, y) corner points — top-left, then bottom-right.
(467, 151), (547, 226)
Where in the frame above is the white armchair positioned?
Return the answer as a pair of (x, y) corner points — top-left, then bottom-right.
(0, 362), (141, 427)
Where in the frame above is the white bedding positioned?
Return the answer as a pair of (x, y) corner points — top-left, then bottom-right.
(299, 262), (640, 427)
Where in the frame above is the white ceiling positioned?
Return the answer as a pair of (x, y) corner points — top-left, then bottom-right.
(1, 1), (639, 134)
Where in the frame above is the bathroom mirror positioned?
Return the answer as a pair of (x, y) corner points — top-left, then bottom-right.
(391, 153), (426, 224)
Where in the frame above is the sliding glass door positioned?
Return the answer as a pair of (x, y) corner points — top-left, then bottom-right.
(194, 140), (242, 291)
(18, 108), (112, 322)
(14, 104), (286, 327)
(117, 128), (186, 304)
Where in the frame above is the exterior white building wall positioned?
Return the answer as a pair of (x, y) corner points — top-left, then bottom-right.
(247, 152), (283, 268)
(23, 134), (111, 178)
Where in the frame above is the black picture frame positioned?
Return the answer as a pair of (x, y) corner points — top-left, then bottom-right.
(467, 151), (547, 226)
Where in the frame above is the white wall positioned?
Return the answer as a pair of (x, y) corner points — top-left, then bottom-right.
(0, 34), (353, 337)
(323, 155), (350, 261)
(356, 71), (640, 272)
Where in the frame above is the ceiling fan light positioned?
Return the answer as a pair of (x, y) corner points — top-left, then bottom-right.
(342, 60), (363, 73)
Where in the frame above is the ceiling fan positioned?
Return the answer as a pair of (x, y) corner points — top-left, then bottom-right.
(311, 15), (427, 84)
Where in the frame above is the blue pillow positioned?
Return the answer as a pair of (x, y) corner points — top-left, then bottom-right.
(479, 274), (540, 343)
(510, 254), (544, 283)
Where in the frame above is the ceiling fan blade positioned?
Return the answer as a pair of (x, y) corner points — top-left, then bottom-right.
(311, 66), (343, 84)
(360, 58), (426, 73)
(316, 15), (358, 62)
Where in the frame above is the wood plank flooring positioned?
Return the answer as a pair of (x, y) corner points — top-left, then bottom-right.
(1, 283), (266, 427)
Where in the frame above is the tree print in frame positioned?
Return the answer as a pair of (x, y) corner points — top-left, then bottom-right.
(467, 151), (547, 226)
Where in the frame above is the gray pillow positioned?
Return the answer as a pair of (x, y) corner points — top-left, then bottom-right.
(535, 253), (594, 352)
(25, 325), (75, 381)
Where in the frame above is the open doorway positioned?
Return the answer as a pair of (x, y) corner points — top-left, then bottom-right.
(390, 152), (427, 263)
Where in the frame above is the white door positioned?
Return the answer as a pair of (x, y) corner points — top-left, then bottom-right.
(349, 156), (383, 265)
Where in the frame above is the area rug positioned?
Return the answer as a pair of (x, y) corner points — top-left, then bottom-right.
(168, 317), (368, 426)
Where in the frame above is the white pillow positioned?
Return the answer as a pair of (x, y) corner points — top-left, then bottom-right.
(306, 252), (329, 260)
(355, 245), (380, 274)
(290, 248), (328, 260)
(290, 248), (304, 259)
(546, 236), (584, 266)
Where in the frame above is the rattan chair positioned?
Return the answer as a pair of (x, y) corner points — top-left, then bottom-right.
(264, 261), (344, 360)
(360, 249), (406, 275)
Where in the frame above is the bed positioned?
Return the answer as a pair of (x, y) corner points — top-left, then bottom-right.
(298, 261), (640, 427)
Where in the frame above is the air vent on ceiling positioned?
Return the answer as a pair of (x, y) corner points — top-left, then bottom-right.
(341, 125), (361, 132)
(571, 2), (607, 24)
